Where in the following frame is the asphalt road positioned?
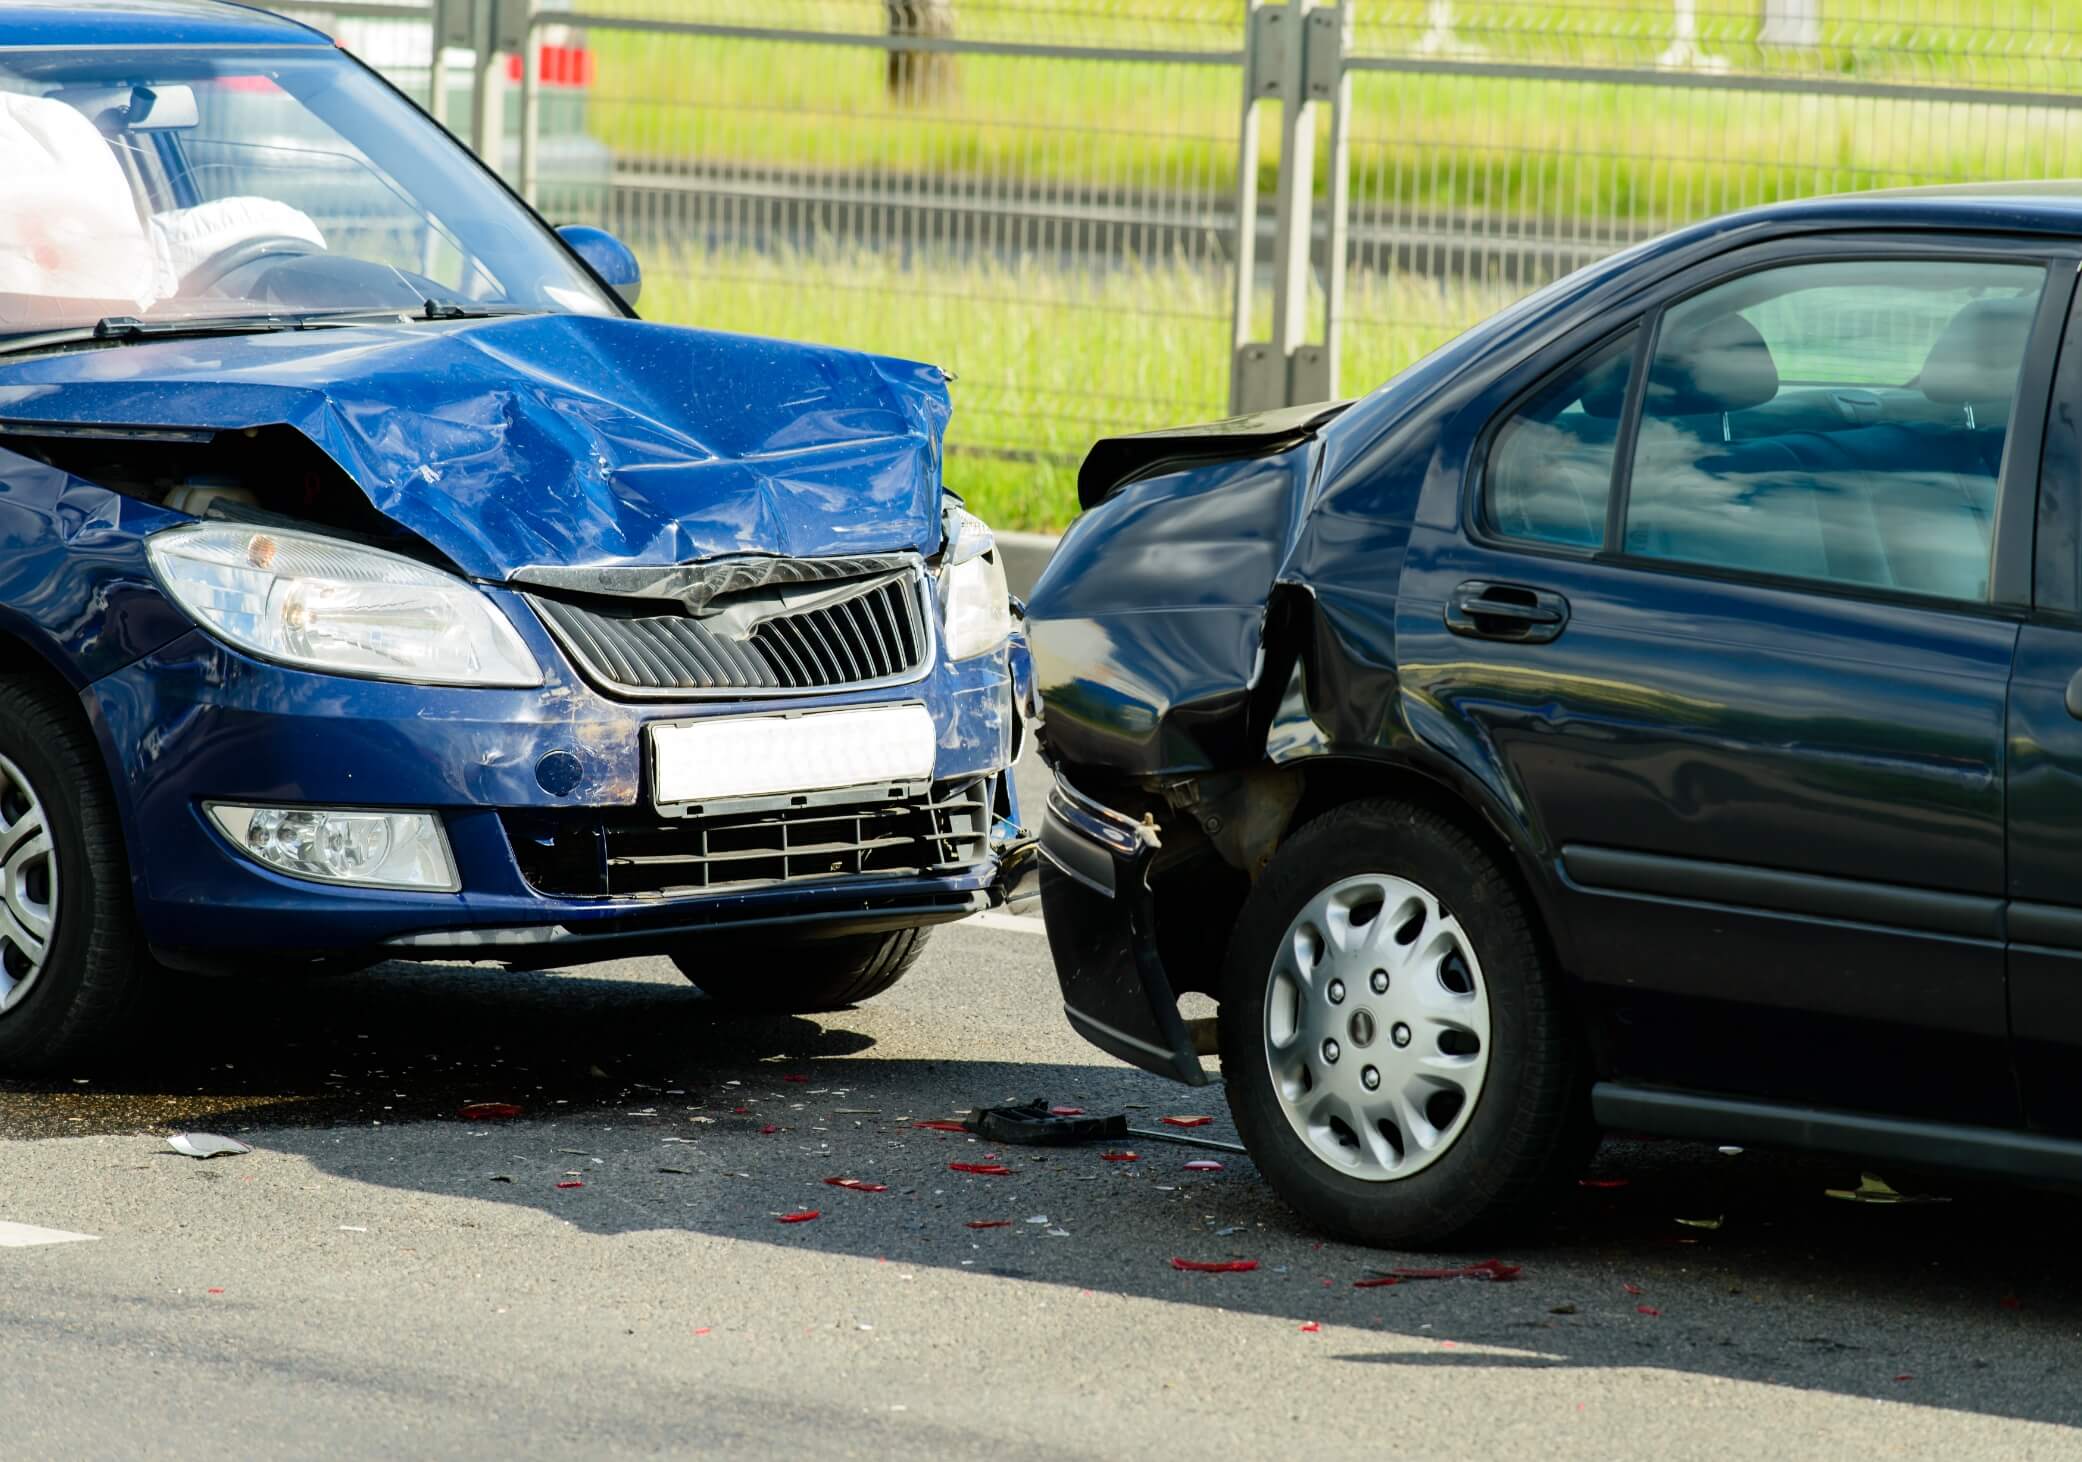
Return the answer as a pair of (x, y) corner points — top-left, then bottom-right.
(4, 904), (2082, 1455)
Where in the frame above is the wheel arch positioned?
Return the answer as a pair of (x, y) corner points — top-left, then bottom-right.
(1277, 751), (1577, 978)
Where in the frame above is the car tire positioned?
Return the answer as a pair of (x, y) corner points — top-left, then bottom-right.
(671, 926), (932, 1013)
(1217, 798), (1588, 1248)
(0, 673), (148, 1075)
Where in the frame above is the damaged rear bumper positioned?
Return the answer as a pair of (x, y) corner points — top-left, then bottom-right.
(1038, 775), (1207, 1086)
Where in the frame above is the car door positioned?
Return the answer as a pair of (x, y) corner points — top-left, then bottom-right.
(1396, 236), (2075, 1125)
(2008, 283), (2082, 1140)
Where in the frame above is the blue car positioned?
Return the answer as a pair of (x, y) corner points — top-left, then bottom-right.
(1029, 184), (2082, 1244)
(0, 0), (1031, 1071)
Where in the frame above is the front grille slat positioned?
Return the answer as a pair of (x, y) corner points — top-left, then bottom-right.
(523, 559), (932, 698)
(506, 779), (992, 898)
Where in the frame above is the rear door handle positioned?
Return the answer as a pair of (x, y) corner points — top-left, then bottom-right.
(1444, 581), (1570, 644)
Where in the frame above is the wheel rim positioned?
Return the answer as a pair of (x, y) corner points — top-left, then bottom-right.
(1261, 872), (1490, 1182)
(0, 753), (57, 1018)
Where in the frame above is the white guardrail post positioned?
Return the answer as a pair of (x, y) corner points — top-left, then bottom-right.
(1229, 0), (1347, 415)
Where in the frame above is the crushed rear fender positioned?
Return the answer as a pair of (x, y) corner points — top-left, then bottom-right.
(1027, 405), (1349, 777)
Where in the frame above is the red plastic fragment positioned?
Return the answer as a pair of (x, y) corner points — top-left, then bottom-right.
(1049, 1106), (1085, 1116)
(458, 1101), (523, 1121)
(965, 1219), (1013, 1229)
(1299, 1321), (1322, 1333)
(1578, 1177), (1629, 1189)
(782, 1075), (809, 1083)
(1894, 1374), (1913, 1383)
(1171, 1258), (1258, 1273)
(948, 1162), (1012, 1176)
(1182, 1160), (1224, 1172)
(2001, 1295), (2022, 1311)
(1636, 1305), (1661, 1317)
(913, 1120), (969, 1133)
(1622, 1282), (1643, 1296)
(733, 1106), (750, 1115)
(759, 1125), (779, 1135)
(207, 1287), (224, 1295)
(1385, 1259), (1522, 1282)
(693, 1328), (712, 1337)
(1160, 1115), (1214, 1128)
(1100, 1150), (1140, 1162)
(555, 1180), (584, 1189)
(1353, 1276), (1402, 1289)
(823, 1177), (888, 1192)
(777, 1210), (820, 1224)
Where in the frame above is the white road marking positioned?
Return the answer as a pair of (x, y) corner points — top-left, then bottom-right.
(966, 910), (1048, 936)
(0, 1221), (97, 1249)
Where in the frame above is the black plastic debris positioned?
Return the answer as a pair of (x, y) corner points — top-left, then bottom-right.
(965, 1099), (1127, 1146)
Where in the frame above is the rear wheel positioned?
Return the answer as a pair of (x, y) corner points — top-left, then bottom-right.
(1217, 798), (1587, 1247)
(671, 926), (931, 1012)
(0, 675), (148, 1075)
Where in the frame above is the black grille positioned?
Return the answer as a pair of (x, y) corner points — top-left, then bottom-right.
(504, 779), (992, 898)
(525, 566), (929, 697)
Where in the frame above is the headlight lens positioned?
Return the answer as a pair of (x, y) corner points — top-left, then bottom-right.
(148, 524), (541, 687)
(940, 506), (1011, 660)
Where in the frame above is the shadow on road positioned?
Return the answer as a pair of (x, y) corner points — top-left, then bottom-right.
(8, 955), (2082, 1430)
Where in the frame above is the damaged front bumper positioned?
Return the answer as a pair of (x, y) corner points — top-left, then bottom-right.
(1038, 774), (1207, 1086)
(84, 613), (1035, 971)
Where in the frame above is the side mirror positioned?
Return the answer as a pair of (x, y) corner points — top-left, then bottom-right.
(556, 225), (641, 309)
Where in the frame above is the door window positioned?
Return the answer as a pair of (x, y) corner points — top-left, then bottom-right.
(1482, 327), (1639, 549)
(1622, 259), (2046, 603)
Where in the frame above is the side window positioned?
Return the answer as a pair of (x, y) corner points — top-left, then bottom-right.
(1482, 328), (1639, 549)
(1624, 259), (2047, 604)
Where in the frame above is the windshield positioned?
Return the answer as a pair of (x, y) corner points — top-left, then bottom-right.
(0, 46), (618, 333)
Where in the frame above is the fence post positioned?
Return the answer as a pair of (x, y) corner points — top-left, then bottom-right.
(1317, 3), (1353, 403)
(1230, 0), (1343, 414)
(1228, 1), (1272, 415)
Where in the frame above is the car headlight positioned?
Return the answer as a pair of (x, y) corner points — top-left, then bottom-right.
(939, 505), (1011, 660)
(147, 524), (542, 687)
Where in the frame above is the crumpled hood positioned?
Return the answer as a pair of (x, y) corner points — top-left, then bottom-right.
(0, 313), (952, 580)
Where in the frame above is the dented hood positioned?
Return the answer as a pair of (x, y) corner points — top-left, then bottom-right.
(0, 313), (952, 580)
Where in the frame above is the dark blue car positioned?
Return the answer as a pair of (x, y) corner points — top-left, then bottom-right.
(0, 0), (1030, 1071)
(1029, 184), (2082, 1244)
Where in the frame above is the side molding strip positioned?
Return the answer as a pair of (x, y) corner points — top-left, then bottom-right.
(1561, 844), (2003, 940)
(1593, 1083), (2082, 1184)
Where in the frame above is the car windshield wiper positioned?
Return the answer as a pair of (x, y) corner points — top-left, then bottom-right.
(0, 301), (551, 360)
(0, 311), (368, 359)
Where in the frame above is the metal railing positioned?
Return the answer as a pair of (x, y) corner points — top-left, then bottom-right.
(269, 0), (2082, 521)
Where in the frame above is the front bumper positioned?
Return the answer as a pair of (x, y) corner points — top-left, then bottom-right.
(83, 614), (1032, 969)
(1038, 774), (1207, 1085)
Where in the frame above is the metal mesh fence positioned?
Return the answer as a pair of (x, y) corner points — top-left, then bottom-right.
(268, 0), (2082, 527)
(1336, 5), (2082, 389)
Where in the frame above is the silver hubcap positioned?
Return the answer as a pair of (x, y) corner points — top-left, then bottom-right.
(0, 753), (57, 1017)
(1262, 872), (1490, 1182)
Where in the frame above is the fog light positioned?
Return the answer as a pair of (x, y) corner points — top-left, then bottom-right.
(208, 805), (458, 891)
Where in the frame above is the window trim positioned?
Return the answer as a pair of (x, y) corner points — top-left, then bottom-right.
(1471, 318), (1647, 554)
(1466, 231), (2081, 617)
(2031, 261), (2082, 621)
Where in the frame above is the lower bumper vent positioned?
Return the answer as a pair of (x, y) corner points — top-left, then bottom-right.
(504, 778), (993, 898)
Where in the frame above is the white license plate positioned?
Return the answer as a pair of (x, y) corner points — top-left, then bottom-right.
(649, 703), (937, 808)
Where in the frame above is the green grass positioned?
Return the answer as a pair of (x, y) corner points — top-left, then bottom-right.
(640, 246), (1516, 531)
(572, 0), (2082, 227)
(578, 1), (2082, 528)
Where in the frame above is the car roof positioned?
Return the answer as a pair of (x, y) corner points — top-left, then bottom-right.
(0, 0), (329, 50)
(1659, 181), (2082, 252)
